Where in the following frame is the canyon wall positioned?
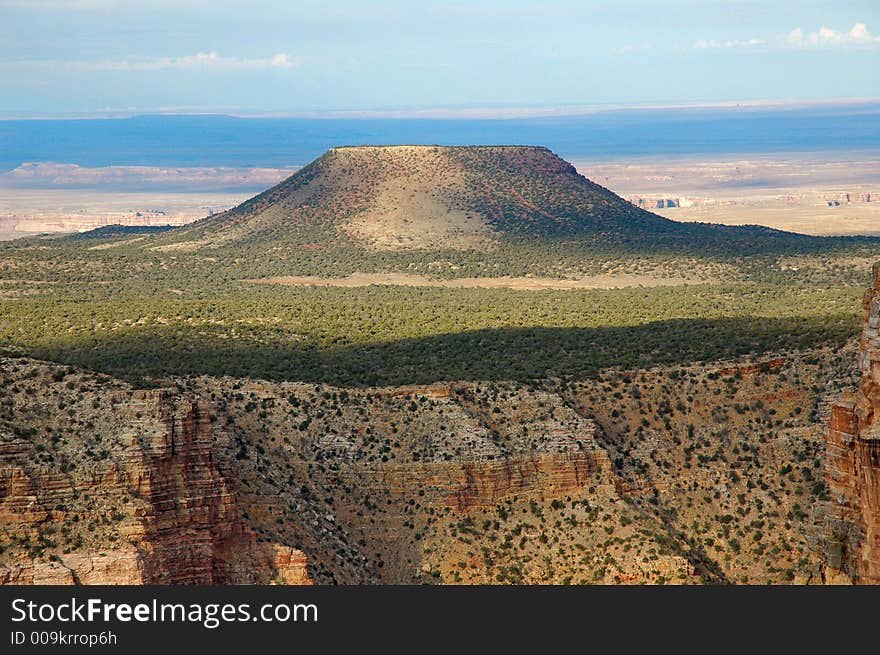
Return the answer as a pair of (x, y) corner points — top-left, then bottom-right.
(822, 263), (880, 583)
(2, 347), (837, 585)
(0, 389), (310, 585)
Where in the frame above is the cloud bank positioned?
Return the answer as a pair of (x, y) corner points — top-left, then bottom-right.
(692, 22), (880, 51)
(781, 22), (880, 48)
(0, 51), (302, 72)
(77, 51), (301, 71)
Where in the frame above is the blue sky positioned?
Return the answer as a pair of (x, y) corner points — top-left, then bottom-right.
(1, 0), (879, 116)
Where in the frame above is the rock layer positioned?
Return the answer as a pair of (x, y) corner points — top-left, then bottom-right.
(340, 450), (610, 511)
(822, 263), (880, 583)
(0, 389), (311, 585)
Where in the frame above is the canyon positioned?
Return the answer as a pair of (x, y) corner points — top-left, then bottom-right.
(0, 333), (859, 584)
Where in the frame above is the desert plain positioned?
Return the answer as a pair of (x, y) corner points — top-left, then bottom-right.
(576, 153), (880, 236)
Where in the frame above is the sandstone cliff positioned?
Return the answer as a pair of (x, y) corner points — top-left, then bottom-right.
(0, 384), (310, 585)
(821, 263), (880, 583)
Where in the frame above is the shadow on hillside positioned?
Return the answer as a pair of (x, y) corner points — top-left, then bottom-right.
(16, 314), (857, 388)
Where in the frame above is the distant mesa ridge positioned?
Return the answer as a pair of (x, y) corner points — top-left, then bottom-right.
(71, 224), (175, 239)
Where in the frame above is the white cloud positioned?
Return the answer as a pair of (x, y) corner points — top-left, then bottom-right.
(689, 21), (880, 53)
(784, 27), (804, 45)
(3, 52), (302, 72)
(693, 38), (765, 50)
(91, 51), (301, 71)
(849, 22), (873, 43)
(613, 43), (655, 55)
(269, 53), (297, 69)
(781, 22), (880, 48)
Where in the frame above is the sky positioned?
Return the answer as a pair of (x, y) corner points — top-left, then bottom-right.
(1, 0), (879, 117)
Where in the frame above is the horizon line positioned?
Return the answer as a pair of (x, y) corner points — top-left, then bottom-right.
(2, 96), (879, 121)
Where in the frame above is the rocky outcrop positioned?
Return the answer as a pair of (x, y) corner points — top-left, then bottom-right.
(715, 357), (786, 378)
(0, 548), (147, 585)
(346, 450), (611, 511)
(821, 263), (880, 583)
(0, 390), (311, 585)
(628, 197), (681, 209)
(824, 192), (873, 205)
(447, 451), (610, 510)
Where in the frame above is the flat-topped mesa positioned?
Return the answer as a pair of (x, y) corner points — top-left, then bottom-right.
(326, 144), (556, 158)
(328, 144), (553, 153)
(822, 262), (880, 583)
(147, 141), (822, 260)
(322, 144), (578, 178)
(162, 143), (696, 253)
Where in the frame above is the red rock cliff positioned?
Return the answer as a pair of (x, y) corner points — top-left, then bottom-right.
(0, 389), (311, 585)
(822, 263), (880, 583)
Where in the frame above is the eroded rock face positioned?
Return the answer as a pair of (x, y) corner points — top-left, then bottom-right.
(4, 349), (841, 585)
(822, 263), (880, 583)
(0, 389), (310, 585)
(351, 451), (610, 511)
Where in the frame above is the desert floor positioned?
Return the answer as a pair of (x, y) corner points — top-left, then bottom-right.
(574, 152), (880, 236)
(0, 188), (253, 239)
